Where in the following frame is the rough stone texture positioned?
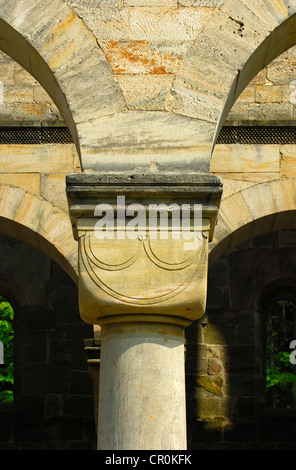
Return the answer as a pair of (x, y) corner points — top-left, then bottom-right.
(99, 40), (191, 75)
(0, 144), (75, 173)
(207, 177), (296, 268)
(0, 3), (295, 170)
(0, 184), (78, 281)
(0, 51), (62, 125)
(0, 0), (295, 172)
(116, 75), (174, 110)
(228, 47), (296, 124)
(211, 144), (280, 174)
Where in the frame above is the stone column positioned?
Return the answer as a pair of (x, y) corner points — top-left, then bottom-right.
(67, 172), (222, 450)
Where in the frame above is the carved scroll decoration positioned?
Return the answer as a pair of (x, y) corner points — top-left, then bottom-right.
(79, 231), (208, 306)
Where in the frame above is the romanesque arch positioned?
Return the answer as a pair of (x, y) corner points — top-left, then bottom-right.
(0, 0), (126, 167)
(0, 1), (295, 174)
(166, 0), (296, 163)
(0, 184), (77, 282)
(209, 178), (296, 265)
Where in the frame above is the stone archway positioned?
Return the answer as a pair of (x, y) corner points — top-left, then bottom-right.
(0, 0), (126, 168)
(0, 1), (295, 174)
(166, 1), (296, 165)
(209, 178), (296, 265)
(0, 184), (77, 282)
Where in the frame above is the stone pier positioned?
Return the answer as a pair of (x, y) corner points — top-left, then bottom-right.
(67, 172), (222, 450)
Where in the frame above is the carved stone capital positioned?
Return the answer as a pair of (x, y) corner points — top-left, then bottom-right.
(67, 172), (222, 326)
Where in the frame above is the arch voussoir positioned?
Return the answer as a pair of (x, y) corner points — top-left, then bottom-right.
(210, 178), (296, 264)
(0, 184), (77, 281)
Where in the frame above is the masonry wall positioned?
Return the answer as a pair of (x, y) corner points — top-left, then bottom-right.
(0, 234), (96, 450)
(186, 230), (296, 450)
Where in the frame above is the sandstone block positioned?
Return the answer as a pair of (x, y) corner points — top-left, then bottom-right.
(124, 0), (177, 5)
(267, 57), (296, 85)
(280, 145), (296, 178)
(129, 7), (213, 41)
(12, 102), (62, 121)
(227, 103), (249, 122)
(269, 178), (296, 212)
(33, 86), (53, 103)
(71, 6), (130, 41)
(0, 184), (25, 220)
(3, 85), (34, 103)
(239, 0), (294, 31)
(67, 1), (122, 5)
(40, 174), (68, 212)
(249, 68), (267, 85)
(0, 144), (75, 173)
(14, 66), (38, 85)
(248, 102), (293, 121)
(218, 191), (253, 232)
(211, 144), (280, 173)
(0, 173), (40, 195)
(255, 84), (282, 103)
(99, 40), (191, 74)
(117, 74), (174, 110)
(241, 182), (275, 220)
(236, 85), (255, 103)
(0, 62), (15, 85)
(178, 0), (224, 5)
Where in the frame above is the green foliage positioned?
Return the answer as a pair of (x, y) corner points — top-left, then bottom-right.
(0, 296), (14, 403)
(266, 300), (296, 408)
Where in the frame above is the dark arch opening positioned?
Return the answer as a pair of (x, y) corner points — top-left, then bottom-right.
(260, 281), (296, 410)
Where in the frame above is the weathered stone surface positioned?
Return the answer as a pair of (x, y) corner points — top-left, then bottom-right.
(218, 191), (253, 232)
(67, 0), (122, 6)
(77, 111), (215, 172)
(165, 43), (238, 122)
(269, 177), (296, 212)
(248, 102), (293, 121)
(0, 144), (75, 173)
(241, 182), (276, 221)
(249, 68), (268, 85)
(0, 173), (40, 194)
(281, 145), (296, 178)
(99, 40), (190, 74)
(226, 103), (249, 122)
(129, 7), (213, 41)
(178, 0), (224, 5)
(236, 86), (255, 103)
(239, 0), (295, 31)
(196, 375), (224, 396)
(117, 75), (174, 110)
(125, 0), (177, 5)
(40, 174), (68, 212)
(76, 6), (213, 41)
(3, 85), (33, 103)
(72, 6), (130, 41)
(211, 144), (280, 173)
(267, 54), (296, 86)
(255, 84), (282, 103)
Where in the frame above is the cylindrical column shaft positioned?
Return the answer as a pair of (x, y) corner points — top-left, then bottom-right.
(97, 319), (187, 450)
